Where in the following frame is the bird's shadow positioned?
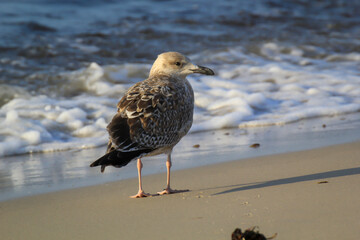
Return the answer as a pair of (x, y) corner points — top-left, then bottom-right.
(212, 166), (360, 196)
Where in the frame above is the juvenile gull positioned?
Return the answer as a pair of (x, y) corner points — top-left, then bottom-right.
(90, 52), (214, 198)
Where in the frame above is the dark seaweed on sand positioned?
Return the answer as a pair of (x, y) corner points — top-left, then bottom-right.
(231, 227), (277, 240)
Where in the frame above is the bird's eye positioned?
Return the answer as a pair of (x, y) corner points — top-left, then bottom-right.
(175, 62), (181, 66)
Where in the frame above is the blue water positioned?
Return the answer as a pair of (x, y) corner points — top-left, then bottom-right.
(1, 0), (360, 95)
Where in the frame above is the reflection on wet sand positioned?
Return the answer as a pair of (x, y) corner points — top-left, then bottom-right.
(1, 113), (360, 202)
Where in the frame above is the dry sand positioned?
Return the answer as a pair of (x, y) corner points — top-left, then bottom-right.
(1, 141), (360, 240)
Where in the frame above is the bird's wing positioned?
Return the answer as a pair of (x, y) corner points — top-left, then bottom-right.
(107, 75), (192, 152)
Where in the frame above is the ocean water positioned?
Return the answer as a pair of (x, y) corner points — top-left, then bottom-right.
(1, 0), (360, 157)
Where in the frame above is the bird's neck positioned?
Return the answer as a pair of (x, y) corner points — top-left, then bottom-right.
(149, 70), (187, 81)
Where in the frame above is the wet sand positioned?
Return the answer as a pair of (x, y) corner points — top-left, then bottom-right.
(2, 113), (360, 202)
(1, 141), (359, 240)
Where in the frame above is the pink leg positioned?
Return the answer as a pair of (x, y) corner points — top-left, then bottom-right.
(157, 153), (189, 195)
(130, 158), (151, 198)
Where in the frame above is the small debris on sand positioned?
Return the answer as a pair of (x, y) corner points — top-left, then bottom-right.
(322, 124), (326, 128)
(318, 181), (328, 184)
(193, 144), (200, 148)
(231, 227), (277, 240)
(250, 143), (260, 148)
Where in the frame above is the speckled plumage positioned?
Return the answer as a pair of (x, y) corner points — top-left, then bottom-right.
(90, 52), (214, 198)
(108, 74), (194, 155)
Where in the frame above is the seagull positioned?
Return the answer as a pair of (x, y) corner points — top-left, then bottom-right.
(90, 52), (214, 198)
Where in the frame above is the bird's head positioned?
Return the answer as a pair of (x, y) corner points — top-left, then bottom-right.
(149, 52), (214, 79)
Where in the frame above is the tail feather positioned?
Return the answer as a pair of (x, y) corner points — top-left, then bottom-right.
(90, 149), (153, 173)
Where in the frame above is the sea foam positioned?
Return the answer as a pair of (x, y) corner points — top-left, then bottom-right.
(1, 44), (360, 157)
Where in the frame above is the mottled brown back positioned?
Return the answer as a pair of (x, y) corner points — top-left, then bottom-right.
(107, 74), (194, 153)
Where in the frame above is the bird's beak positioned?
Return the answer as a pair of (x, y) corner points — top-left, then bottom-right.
(190, 65), (215, 75)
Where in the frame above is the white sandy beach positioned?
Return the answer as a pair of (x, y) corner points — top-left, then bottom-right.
(1, 140), (359, 240)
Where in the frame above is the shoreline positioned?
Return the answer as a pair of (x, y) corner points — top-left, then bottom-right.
(1, 140), (359, 239)
(1, 112), (360, 202)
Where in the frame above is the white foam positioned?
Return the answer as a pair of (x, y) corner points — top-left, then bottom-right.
(6, 110), (19, 122)
(1, 44), (360, 156)
(21, 131), (41, 145)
